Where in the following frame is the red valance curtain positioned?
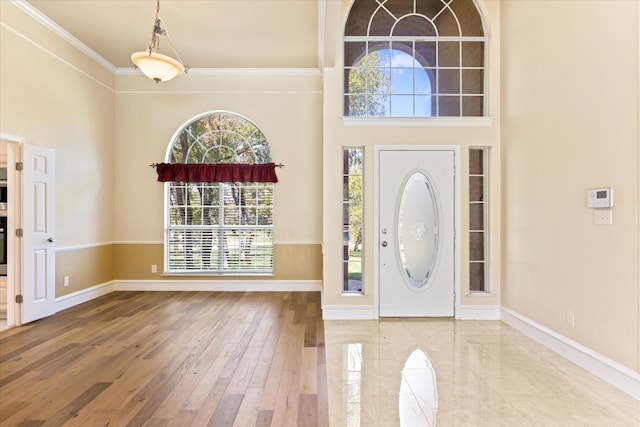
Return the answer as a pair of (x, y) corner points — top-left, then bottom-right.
(156, 163), (278, 183)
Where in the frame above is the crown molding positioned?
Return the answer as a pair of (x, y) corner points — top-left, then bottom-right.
(11, 0), (323, 78)
(10, 0), (117, 73)
(116, 67), (322, 76)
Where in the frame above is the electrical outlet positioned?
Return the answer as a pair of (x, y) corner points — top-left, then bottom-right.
(566, 311), (575, 327)
(63, 276), (69, 287)
(594, 209), (613, 225)
(151, 264), (157, 273)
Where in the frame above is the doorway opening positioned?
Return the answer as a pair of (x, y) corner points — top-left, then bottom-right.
(0, 161), (6, 329)
(0, 138), (19, 331)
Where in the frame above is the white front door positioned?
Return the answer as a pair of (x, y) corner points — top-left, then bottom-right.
(378, 148), (456, 317)
(22, 144), (56, 323)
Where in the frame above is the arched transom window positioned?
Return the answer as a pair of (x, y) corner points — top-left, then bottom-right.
(344, 0), (486, 117)
(164, 111), (275, 274)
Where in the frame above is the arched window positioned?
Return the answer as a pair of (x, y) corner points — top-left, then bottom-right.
(344, 0), (486, 117)
(164, 111), (275, 274)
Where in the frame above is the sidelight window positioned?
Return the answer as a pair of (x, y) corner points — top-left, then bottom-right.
(469, 147), (488, 292)
(343, 147), (364, 293)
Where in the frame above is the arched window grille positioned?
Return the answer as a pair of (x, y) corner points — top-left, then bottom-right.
(344, 0), (486, 117)
(164, 111), (275, 274)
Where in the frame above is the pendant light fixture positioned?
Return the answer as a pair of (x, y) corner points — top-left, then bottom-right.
(131, 0), (187, 83)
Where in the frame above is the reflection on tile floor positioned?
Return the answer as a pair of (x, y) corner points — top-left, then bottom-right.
(324, 319), (640, 427)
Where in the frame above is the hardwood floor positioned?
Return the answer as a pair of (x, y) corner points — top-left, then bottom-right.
(0, 291), (328, 427)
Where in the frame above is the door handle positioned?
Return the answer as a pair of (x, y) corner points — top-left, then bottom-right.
(48, 237), (56, 243)
(381, 241), (388, 247)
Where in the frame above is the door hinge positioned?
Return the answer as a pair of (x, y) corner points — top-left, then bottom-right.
(15, 162), (23, 171)
(16, 295), (23, 304)
(16, 228), (23, 238)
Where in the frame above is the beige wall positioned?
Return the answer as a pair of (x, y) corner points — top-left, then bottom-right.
(113, 72), (323, 245)
(56, 246), (114, 297)
(501, 1), (639, 372)
(0, 1), (324, 296)
(113, 72), (324, 282)
(0, 2), (115, 292)
(113, 243), (321, 281)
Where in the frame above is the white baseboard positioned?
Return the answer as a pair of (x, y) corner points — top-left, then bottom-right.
(55, 281), (116, 312)
(321, 304), (501, 320)
(54, 280), (320, 313)
(322, 305), (377, 320)
(113, 279), (322, 292)
(501, 307), (640, 400)
(456, 304), (501, 320)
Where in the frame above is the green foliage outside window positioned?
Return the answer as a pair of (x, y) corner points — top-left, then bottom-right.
(166, 112), (274, 274)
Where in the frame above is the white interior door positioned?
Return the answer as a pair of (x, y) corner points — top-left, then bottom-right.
(378, 148), (455, 317)
(22, 144), (56, 323)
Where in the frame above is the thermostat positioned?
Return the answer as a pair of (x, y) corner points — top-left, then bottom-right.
(587, 187), (613, 209)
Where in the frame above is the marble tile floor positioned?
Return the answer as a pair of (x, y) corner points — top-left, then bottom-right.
(324, 319), (639, 427)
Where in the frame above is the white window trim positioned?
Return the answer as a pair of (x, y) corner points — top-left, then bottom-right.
(342, 117), (494, 127)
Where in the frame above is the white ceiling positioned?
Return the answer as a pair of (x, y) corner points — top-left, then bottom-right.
(24, 0), (320, 70)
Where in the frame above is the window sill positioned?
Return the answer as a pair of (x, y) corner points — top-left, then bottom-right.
(161, 272), (275, 277)
(341, 292), (364, 297)
(467, 291), (494, 297)
(342, 117), (494, 127)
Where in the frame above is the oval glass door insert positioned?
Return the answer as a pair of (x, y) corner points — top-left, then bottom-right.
(397, 172), (438, 289)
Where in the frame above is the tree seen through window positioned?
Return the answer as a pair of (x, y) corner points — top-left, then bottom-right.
(348, 49), (432, 117)
(344, 0), (486, 117)
(165, 112), (274, 274)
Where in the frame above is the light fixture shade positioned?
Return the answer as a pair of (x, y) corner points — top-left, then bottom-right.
(131, 51), (185, 83)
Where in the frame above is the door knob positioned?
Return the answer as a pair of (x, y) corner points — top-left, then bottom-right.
(48, 237), (56, 243)
(381, 241), (388, 247)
